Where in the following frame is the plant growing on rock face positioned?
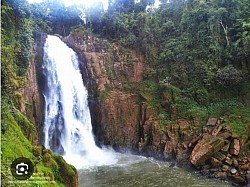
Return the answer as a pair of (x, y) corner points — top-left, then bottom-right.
(140, 80), (162, 110)
(156, 113), (174, 132)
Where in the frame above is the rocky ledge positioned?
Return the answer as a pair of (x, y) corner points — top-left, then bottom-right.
(191, 119), (250, 186)
(140, 117), (250, 186)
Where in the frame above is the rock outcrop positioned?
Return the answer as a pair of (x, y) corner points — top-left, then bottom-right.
(135, 114), (250, 186)
(190, 135), (225, 166)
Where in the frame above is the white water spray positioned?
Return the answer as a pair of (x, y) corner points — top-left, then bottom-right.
(42, 35), (116, 169)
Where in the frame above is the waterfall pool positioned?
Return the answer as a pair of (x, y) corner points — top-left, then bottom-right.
(78, 153), (232, 187)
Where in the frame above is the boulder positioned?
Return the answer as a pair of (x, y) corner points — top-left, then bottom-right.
(214, 171), (227, 178)
(232, 159), (239, 167)
(190, 136), (225, 166)
(206, 118), (218, 126)
(211, 125), (223, 136)
(218, 131), (232, 139)
(213, 152), (227, 162)
(210, 157), (223, 168)
(240, 164), (250, 171)
(230, 139), (240, 156)
(221, 141), (230, 152)
(222, 165), (230, 172)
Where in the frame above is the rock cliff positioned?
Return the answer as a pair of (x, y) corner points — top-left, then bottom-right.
(17, 33), (46, 145)
(64, 28), (145, 151)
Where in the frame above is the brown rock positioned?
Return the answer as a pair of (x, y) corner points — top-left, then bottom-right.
(190, 136), (225, 166)
(214, 171), (227, 178)
(225, 158), (233, 165)
(232, 159), (239, 167)
(189, 135), (202, 146)
(18, 54), (43, 145)
(213, 152), (227, 162)
(210, 157), (223, 168)
(221, 142), (230, 152)
(65, 33), (147, 151)
(211, 125), (223, 136)
(218, 132), (232, 139)
(230, 139), (240, 156)
(206, 118), (218, 126)
(222, 165), (230, 172)
(240, 164), (250, 171)
(164, 137), (178, 160)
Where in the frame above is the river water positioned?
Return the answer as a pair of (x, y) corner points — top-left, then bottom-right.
(78, 153), (232, 187)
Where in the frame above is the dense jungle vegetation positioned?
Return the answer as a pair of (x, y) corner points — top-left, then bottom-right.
(1, 0), (250, 185)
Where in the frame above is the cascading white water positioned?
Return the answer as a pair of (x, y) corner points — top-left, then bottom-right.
(42, 35), (116, 169)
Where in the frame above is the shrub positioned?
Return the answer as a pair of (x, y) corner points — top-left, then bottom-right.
(215, 65), (243, 87)
(140, 80), (162, 110)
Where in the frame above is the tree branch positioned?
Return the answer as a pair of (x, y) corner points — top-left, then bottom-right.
(219, 18), (230, 46)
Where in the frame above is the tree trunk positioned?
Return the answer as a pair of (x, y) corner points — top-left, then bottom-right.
(219, 18), (229, 46)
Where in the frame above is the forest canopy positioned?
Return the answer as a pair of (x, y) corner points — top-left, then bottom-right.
(1, 0), (250, 126)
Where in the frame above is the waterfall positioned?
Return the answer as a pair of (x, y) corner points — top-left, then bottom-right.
(42, 35), (115, 169)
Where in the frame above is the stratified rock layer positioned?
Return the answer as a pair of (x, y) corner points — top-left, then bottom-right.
(190, 136), (225, 166)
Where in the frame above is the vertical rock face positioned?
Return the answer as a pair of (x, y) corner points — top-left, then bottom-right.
(18, 33), (46, 145)
(19, 59), (42, 128)
(100, 91), (141, 150)
(64, 29), (145, 150)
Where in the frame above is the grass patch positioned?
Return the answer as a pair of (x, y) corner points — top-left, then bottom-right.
(223, 107), (250, 138)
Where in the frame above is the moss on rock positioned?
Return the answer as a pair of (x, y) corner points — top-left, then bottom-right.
(1, 109), (78, 187)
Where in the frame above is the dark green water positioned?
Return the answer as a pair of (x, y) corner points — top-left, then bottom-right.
(78, 153), (232, 187)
